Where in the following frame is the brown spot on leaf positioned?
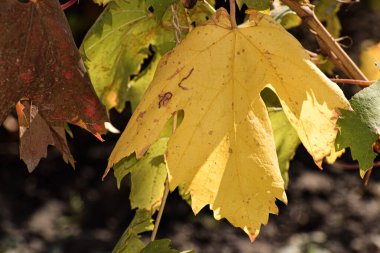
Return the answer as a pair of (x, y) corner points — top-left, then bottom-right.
(158, 92), (173, 108)
(178, 68), (194, 90)
(138, 111), (146, 119)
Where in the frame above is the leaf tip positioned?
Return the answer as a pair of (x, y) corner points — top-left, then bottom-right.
(244, 227), (259, 243)
(102, 165), (112, 180)
(94, 132), (105, 142)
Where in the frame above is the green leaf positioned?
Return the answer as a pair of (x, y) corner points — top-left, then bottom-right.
(81, 0), (176, 111)
(336, 81), (380, 177)
(114, 138), (168, 211)
(141, 239), (194, 253)
(271, 4), (301, 30)
(178, 185), (192, 206)
(262, 88), (300, 187)
(112, 210), (154, 253)
(236, 0), (271, 10)
(269, 109), (301, 188)
(315, 0), (341, 38)
(126, 56), (160, 111)
(188, 0), (216, 24)
(146, 0), (177, 21)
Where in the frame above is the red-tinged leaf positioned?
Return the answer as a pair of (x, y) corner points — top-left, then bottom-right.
(16, 101), (75, 172)
(0, 0), (108, 139)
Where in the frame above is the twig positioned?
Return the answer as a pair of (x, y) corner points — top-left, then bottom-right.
(330, 78), (374, 86)
(229, 0), (237, 28)
(333, 161), (380, 170)
(333, 161), (380, 186)
(171, 5), (182, 43)
(150, 178), (170, 241)
(364, 169), (372, 186)
(61, 0), (77, 10)
(151, 5), (182, 241)
(281, 0), (367, 81)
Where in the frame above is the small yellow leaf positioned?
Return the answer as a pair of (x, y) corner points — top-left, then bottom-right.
(360, 42), (380, 80)
(325, 146), (345, 164)
(107, 9), (349, 238)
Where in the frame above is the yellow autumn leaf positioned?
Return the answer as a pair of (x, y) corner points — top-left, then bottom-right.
(360, 42), (380, 80)
(107, 8), (349, 239)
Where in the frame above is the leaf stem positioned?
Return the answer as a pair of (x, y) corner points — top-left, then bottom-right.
(150, 111), (178, 241)
(61, 0), (77, 10)
(330, 78), (374, 87)
(202, 0), (216, 13)
(151, 177), (170, 241)
(229, 0), (237, 29)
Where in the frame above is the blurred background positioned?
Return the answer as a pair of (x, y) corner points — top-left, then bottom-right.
(1, 0), (380, 252)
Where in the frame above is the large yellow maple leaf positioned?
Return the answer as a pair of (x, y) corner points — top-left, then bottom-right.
(107, 9), (349, 239)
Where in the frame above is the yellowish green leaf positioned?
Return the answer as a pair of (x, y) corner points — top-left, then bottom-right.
(81, 0), (176, 111)
(236, 0), (271, 10)
(92, 0), (113, 6)
(269, 108), (300, 188)
(262, 88), (300, 187)
(271, 1), (301, 30)
(141, 239), (194, 253)
(112, 210), (153, 253)
(315, 0), (341, 38)
(146, 0), (176, 21)
(127, 57), (161, 111)
(325, 146), (344, 164)
(360, 42), (380, 80)
(114, 138), (168, 211)
(107, 9), (349, 239)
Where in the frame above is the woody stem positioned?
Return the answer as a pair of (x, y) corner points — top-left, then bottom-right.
(229, 0), (237, 28)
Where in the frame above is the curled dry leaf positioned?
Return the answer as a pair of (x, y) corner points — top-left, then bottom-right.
(16, 101), (75, 172)
(107, 9), (349, 239)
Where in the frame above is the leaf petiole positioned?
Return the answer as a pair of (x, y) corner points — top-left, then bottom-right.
(61, 0), (77, 10)
(229, 0), (237, 28)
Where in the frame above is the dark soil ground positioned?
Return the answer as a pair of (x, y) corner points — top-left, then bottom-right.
(1, 1), (380, 253)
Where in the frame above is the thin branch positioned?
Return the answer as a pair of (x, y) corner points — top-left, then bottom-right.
(364, 169), (372, 186)
(330, 78), (374, 86)
(61, 0), (77, 10)
(332, 161), (380, 185)
(229, 0), (237, 28)
(171, 5), (182, 43)
(151, 178), (170, 241)
(151, 110), (178, 241)
(281, 0), (367, 81)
